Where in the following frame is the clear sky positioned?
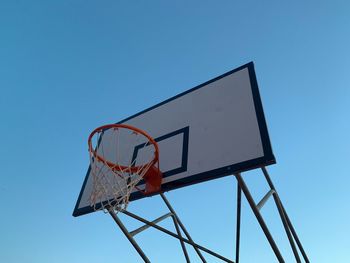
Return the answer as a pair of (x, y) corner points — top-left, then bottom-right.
(1, 1), (349, 262)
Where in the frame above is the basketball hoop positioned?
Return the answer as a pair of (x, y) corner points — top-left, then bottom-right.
(88, 124), (162, 213)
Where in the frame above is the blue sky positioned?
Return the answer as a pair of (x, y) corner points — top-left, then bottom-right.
(1, 1), (349, 262)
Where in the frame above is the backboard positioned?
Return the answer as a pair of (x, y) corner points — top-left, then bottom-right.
(73, 62), (275, 217)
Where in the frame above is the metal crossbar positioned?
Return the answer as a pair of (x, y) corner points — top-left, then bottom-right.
(256, 189), (275, 210)
(130, 212), (173, 237)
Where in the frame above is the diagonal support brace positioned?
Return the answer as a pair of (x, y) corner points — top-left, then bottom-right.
(130, 212), (173, 237)
(256, 189), (275, 210)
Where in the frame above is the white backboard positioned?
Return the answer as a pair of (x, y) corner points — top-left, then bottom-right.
(73, 62), (275, 217)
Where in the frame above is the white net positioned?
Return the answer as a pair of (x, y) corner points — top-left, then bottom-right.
(88, 126), (156, 213)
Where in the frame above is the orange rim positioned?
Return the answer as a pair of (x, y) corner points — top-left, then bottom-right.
(88, 123), (159, 173)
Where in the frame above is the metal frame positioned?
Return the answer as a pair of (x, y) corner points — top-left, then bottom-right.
(109, 167), (309, 262)
(234, 168), (309, 263)
(109, 193), (233, 263)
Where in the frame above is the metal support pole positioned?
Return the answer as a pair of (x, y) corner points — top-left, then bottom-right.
(261, 167), (306, 262)
(171, 214), (191, 263)
(235, 183), (242, 263)
(160, 193), (207, 263)
(235, 173), (285, 263)
(109, 210), (150, 263)
(121, 209), (234, 263)
(261, 167), (309, 263)
(281, 204), (310, 263)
